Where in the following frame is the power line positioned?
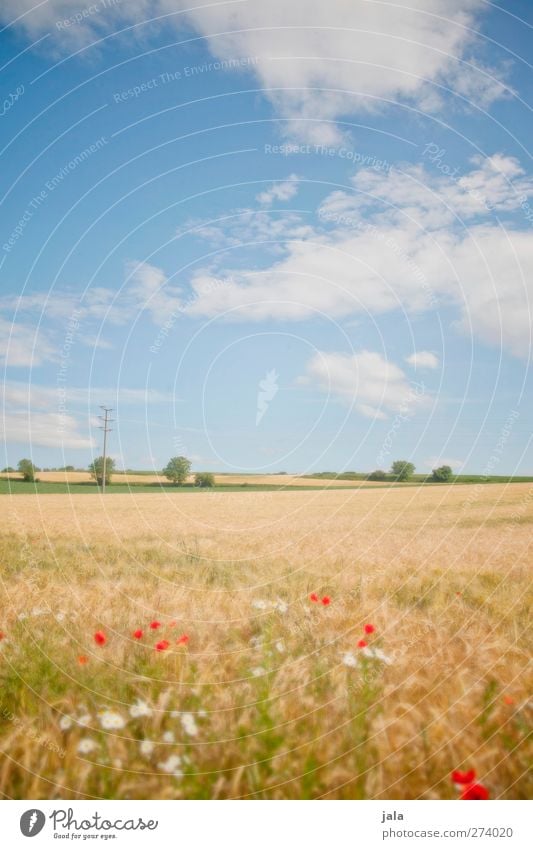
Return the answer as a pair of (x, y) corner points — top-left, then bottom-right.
(98, 406), (114, 494)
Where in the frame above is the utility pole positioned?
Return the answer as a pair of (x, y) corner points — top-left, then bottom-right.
(98, 407), (114, 493)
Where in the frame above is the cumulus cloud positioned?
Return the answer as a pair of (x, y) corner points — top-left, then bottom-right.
(0, 410), (95, 449)
(0, 1), (510, 141)
(257, 175), (299, 205)
(0, 318), (57, 367)
(0, 381), (172, 450)
(406, 351), (439, 369)
(302, 350), (426, 419)
(184, 155), (533, 360)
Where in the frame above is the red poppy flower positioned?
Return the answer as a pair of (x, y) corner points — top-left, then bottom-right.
(94, 631), (107, 646)
(460, 782), (489, 800)
(503, 695), (514, 705)
(452, 769), (476, 785)
(176, 634), (189, 646)
(357, 639), (368, 648)
(133, 629), (143, 639)
(321, 596), (331, 606)
(309, 593), (319, 603)
(0, 631), (4, 640)
(78, 655), (88, 665)
(155, 640), (170, 652)
(364, 623), (375, 634)
(149, 621), (161, 630)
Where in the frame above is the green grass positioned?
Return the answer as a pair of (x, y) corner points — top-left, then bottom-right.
(304, 473), (533, 484)
(2, 474), (532, 495)
(0, 480), (365, 495)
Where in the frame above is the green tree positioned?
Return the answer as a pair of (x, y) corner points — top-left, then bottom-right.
(368, 469), (387, 481)
(17, 459), (38, 482)
(194, 472), (215, 488)
(391, 460), (415, 481)
(163, 456), (191, 485)
(89, 456), (116, 486)
(432, 464), (453, 482)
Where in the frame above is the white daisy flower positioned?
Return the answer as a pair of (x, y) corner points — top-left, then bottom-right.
(251, 666), (266, 677)
(180, 713), (199, 737)
(139, 740), (155, 756)
(129, 700), (152, 719)
(197, 709), (207, 718)
(99, 710), (126, 731)
(158, 754), (182, 777)
(162, 731), (175, 744)
(77, 714), (92, 727)
(275, 640), (285, 653)
(249, 635), (263, 647)
(55, 612), (65, 622)
(77, 737), (97, 754)
(252, 600), (269, 610)
(373, 648), (393, 665)
(274, 600), (288, 614)
(342, 652), (358, 668)
(59, 716), (72, 731)
(362, 647), (393, 665)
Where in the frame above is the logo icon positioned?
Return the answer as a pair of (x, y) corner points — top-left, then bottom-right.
(20, 810), (46, 837)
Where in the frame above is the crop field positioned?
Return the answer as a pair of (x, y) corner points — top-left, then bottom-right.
(0, 483), (531, 800)
(2, 471), (380, 487)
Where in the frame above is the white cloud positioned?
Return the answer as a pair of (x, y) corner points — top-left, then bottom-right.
(303, 349), (425, 419)
(182, 209), (314, 249)
(1, 1), (510, 142)
(257, 175), (299, 205)
(184, 155), (533, 360)
(406, 351), (439, 369)
(0, 318), (57, 367)
(0, 381), (172, 451)
(1, 411), (94, 449)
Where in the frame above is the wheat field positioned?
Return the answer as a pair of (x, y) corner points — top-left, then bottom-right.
(3, 471), (377, 487)
(0, 483), (531, 800)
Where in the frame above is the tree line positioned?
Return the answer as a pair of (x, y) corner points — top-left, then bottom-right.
(5, 457), (454, 486)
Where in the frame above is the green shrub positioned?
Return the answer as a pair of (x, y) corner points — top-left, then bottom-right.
(194, 472), (215, 488)
(368, 470), (387, 481)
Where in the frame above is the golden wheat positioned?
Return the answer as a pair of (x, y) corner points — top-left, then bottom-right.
(0, 483), (531, 799)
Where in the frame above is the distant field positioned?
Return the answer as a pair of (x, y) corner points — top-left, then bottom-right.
(8, 471), (368, 485)
(2, 470), (531, 496)
(0, 471), (386, 494)
(0, 483), (531, 800)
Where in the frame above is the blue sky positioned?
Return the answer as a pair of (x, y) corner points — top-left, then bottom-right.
(0, 0), (531, 474)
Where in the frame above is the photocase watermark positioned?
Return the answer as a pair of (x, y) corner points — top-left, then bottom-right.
(1, 704), (66, 759)
(56, 309), (82, 432)
(264, 142), (392, 172)
(462, 408), (520, 512)
(256, 369), (279, 425)
(504, 485), (533, 532)
(376, 382), (426, 467)
(3, 136), (109, 254)
(1, 84), (24, 118)
(20, 809), (46, 837)
(318, 208), (437, 308)
(149, 277), (229, 354)
(112, 57), (259, 104)
(55, 0), (123, 30)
